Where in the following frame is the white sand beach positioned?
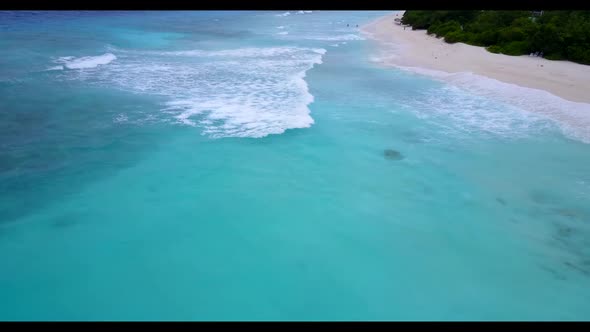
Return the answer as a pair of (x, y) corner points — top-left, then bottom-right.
(362, 12), (590, 104)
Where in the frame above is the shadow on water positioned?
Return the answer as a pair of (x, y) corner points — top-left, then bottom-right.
(383, 149), (404, 161)
(539, 265), (568, 281)
(525, 188), (590, 279)
(50, 212), (82, 229)
(0, 81), (174, 226)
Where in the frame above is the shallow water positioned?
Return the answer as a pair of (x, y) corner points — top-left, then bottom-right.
(1, 11), (589, 320)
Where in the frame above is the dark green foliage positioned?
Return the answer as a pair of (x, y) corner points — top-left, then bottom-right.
(501, 41), (532, 55)
(429, 20), (461, 38)
(401, 10), (590, 64)
(444, 31), (464, 43)
(487, 45), (502, 53)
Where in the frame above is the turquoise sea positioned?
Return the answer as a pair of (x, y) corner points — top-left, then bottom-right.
(1, 10), (590, 320)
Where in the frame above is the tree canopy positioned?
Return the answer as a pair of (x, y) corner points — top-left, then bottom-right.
(401, 10), (590, 65)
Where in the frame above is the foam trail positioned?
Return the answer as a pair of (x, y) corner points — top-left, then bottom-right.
(396, 65), (590, 143)
(143, 47), (327, 58)
(366, 39), (590, 143)
(55, 53), (117, 69)
(303, 34), (365, 41)
(58, 46), (326, 138)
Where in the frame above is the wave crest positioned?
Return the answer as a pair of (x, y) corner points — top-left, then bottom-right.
(54, 53), (117, 69)
(56, 47), (326, 138)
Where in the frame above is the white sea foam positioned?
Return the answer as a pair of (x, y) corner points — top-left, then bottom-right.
(126, 47), (327, 58)
(276, 31), (289, 35)
(406, 84), (555, 140)
(367, 42), (590, 143)
(276, 26), (285, 29)
(392, 65), (590, 143)
(329, 42), (348, 48)
(114, 113), (128, 123)
(59, 46), (326, 138)
(303, 34), (365, 41)
(46, 65), (64, 71)
(276, 12), (291, 17)
(54, 53), (117, 69)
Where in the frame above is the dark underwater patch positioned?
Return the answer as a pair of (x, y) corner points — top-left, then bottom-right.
(383, 149), (404, 160)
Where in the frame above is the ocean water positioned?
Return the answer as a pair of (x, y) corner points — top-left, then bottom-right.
(1, 10), (590, 321)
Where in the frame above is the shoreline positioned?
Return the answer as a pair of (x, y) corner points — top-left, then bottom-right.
(361, 12), (590, 104)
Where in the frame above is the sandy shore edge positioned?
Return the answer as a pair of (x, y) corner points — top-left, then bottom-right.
(361, 12), (590, 104)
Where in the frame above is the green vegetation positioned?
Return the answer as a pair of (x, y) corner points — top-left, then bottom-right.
(401, 11), (590, 64)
